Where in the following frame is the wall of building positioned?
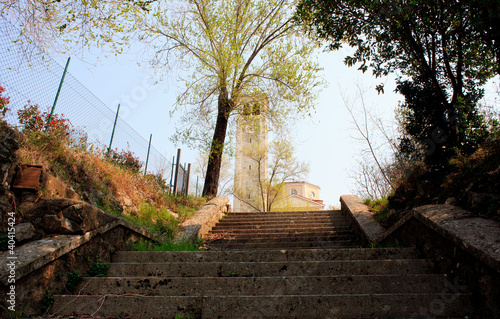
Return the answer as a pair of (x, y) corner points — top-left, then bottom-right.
(233, 95), (269, 212)
(282, 181), (321, 202)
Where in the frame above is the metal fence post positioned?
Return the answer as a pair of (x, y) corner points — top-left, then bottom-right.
(169, 156), (175, 194)
(196, 176), (199, 197)
(46, 56), (70, 132)
(173, 149), (181, 195)
(144, 134), (152, 175)
(185, 163), (191, 196)
(107, 104), (120, 155)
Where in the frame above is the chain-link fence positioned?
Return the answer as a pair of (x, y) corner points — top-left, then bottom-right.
(0, 16), (191, 193)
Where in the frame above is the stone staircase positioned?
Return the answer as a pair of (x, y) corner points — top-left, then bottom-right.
(208, 210), (358, 250)
(48, 210), (472, 318)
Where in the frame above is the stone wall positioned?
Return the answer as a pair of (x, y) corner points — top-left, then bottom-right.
(339, 194), (385, 246)
(0, 121), (21, 226)
(340, 195), (500, 317)
(0, 216), (155, 318)
(176, 197), (230, 242)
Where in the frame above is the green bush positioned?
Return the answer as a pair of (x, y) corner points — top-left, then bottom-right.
(65, 270), (83, 293)
(133, 238), (204, 252)
(86, 256), (110, 277)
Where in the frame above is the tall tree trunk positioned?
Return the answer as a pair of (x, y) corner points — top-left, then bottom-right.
(202, 91), (231, 197)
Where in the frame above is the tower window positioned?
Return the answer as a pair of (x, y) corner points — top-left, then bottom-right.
(291, 189), (297, 195)
(249, 165), (251, 170)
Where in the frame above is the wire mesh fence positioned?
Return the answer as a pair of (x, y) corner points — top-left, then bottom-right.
(0, 16), (192, 194)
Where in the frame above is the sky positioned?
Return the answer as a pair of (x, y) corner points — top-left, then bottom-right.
(48, 45), (404, 209)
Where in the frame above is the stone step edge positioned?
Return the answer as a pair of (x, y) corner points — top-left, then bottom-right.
(208, 235), (354, 241)
(107, 258), (429, 265)
(78, 273), (448, 281)
(50, 293), (472, 318)
(112, 247), (421, 262)
(207, 240), (356, 246)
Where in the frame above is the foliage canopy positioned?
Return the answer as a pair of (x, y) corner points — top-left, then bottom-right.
(296, 0), (497, 166)
(139, 0), (323, 196)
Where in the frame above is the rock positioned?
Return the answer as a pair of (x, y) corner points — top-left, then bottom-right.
(0, 194), (11, 214)
(116, 191), (138, 214)
(43, 213), (78, 234)
(40, 172), (80, 200)
(0, 123), (21, 189)
(25, 198), (117, 235)
(467, 192), (496, 211)
(14, 222), (36, 242)
(170, 211), (179, 219)
(445, 197), (457, 205)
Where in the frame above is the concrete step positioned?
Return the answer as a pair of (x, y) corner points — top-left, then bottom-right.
(112, 247), (421, 263)
(51, 293), (472, 318)
(207, 239), (357, 250)
(74, 274), (453, 296)
(211, 226), (350, 233)
(216, 218), (349, 226)
(218, 216), (348, 224)
(228, 210), (343, 216)
(208, 229), (354, 239)
(212, 222), (350, 231)
(220, 212), (347, 219)
(107, 259), (431, 277)
(209, 233), (355, 242)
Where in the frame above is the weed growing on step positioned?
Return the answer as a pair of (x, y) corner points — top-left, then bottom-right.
(364, 196), (399, 228)
(369, 242), (400, 248)
(224, 271), (239, 277)
(85, 256), (110, 277)
(3, 304), (29, 319)
(0, 228), (8, 251)
(132, 238), (204, 251)
(174, 313), (194, 319)
(40, 291), (53, 314)
(65, 270), (83, 293)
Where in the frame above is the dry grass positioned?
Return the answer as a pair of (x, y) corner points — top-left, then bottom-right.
(12, 126), (206, 238)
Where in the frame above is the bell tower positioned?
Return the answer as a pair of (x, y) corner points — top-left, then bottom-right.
(233, 95), (269, 212)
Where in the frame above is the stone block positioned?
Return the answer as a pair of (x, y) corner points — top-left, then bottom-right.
(340, 194), (385, 246)
(176, 197), (230, 242)
(14, 222), (36, 242)
(40, 171), (80, 200)
(25, 198), (117, 235)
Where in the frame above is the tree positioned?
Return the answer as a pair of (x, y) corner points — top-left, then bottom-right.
(139, 0), (322, 197)
(194, 151), (233, 198)
(296, 0), (497, 161)
(468, 0), (500, 74)
(0, 0), (151, 53)
(233, 139), (309, 212)
(396, 77), (489, 167)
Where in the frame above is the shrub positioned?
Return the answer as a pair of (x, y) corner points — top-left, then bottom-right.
(40, 291), (54, 314)
(0, 86), (10, 119)
(65, 270), (83, 293)
(108, 148), (143, 173)
(17, 103), (72, 141)
(133, 238), (204, 252)
(86, 256), (110, 277)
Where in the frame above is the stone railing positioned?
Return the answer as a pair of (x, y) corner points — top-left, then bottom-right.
(176, 197), (231, 242)
(340, 194), (500, 317)
(0, 199), (156, 317)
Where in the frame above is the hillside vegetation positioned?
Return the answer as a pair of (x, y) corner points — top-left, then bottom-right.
(365, 127), (500, 229)
(2, 102), (205, 240)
